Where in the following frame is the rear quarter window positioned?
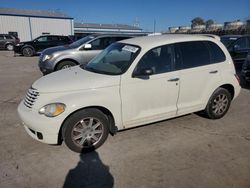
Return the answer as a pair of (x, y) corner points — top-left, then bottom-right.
(206, 41), (226, 63)
(177, 41), (210, 69)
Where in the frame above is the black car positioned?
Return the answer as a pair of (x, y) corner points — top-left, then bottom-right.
(0, 34), (20, 51)
(220, 35), (241, 47)
(227, 35), (250, 64)
(14, 35), (73, 56)
(242, 52), (250, 82)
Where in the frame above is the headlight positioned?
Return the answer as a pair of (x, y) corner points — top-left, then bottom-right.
(39, 103), (66, 117)
(42, 54), (53, 62)
(16, 43), (24, 46)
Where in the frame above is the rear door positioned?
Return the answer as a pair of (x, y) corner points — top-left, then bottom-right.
(47, 36), (61, 48)
(176, 41), (223, 115)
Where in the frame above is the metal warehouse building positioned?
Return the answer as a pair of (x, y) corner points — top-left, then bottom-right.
(74, 22), (144, 36)
(0, 8), (73, 42)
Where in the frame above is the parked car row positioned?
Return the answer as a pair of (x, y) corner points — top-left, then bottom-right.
(18, 34), (241, 153)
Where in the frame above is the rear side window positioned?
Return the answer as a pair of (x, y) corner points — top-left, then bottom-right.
(177, 41), (210, 69)
(206, 41), (226, 63)
(5, 35), (13, 39)
(48, 36), (59, 41)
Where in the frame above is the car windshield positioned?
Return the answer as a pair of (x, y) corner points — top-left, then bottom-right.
(69, 35), (95, 48)
(81, 43), (141, 75)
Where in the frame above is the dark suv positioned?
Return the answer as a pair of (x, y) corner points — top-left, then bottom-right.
(227, 35), (250, 64)
(14, 35), (73, 57)
(0, 34), (20, 51)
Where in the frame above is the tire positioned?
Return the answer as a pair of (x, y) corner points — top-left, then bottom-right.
(204, 88), (232, 119)
(56, 61), (77, 71)
(22, 47), (34, 57)
(62, 109), (109, 153)
(6, 43), (14, 51)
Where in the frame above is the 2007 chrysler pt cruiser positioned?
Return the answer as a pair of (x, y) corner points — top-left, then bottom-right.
(18, 35), (241, 153)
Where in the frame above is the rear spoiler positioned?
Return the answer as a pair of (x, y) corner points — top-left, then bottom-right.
(198, 34), (220, 40)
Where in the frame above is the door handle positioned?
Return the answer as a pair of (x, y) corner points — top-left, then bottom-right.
(209, 70), (218, 74)
(168, 78), (179, 82)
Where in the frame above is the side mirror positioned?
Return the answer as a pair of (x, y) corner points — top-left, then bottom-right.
(133, 68), (154, 78)
(83, 43), (92, 50)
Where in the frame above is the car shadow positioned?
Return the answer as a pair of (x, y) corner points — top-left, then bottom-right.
(63, 151), (114, 188)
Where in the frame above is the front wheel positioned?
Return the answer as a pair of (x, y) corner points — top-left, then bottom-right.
(56, 61), (77, 71)
(22, 47), (34, 57)
(62, 109), (109, 153)
(204, 88), (232, 119)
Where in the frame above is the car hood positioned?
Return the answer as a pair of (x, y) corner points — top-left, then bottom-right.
(42, 45), (71, 55)
(32, 66), (121, 93)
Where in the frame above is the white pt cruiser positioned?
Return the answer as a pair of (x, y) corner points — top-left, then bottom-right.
(18, 35), (241, 153)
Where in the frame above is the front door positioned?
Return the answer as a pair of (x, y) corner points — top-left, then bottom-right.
(121, 44), (180, 128)
(33, 36), (52, 52)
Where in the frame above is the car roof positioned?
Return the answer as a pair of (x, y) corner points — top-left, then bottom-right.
(121, 34), (220, 50)
(39, 35), (68, 37)
(95, 34), (134, 38)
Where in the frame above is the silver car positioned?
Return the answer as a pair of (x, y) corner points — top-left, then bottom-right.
(39, 35), (132, 75)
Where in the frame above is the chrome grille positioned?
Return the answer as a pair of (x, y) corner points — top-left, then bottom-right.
(24, 88), (39, 108)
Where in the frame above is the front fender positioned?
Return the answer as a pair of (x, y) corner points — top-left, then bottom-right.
(38, 86), (123, 131)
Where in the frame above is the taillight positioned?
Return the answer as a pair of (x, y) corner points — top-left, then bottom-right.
(234, 74), (240, 84)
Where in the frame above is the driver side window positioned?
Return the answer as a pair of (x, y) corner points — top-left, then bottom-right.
(90, 39), (101, 50)
(37, 36), (48, 42)
(135, 44), (175, 75)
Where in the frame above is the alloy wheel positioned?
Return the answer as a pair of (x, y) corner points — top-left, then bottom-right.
(71, 117), (104, 148)
(212, 94), (229, 115)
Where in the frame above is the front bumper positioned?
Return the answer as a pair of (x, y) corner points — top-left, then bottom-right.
(14, 45), (23, 54)
(17, 100), (62, 144)
(38, 59), (54, 75)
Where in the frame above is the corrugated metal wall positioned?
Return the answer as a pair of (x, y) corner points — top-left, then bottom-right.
(0, 15), (31, 41)
(0, 15), (73, 42)
(30, 17), (72, 39)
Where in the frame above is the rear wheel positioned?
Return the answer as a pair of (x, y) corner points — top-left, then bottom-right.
(6, 43), (14, 51)
(62, 109), (109, 153)
(204, 88), (232, 119)
(56, 61), (77, 71)
(22, 47), (34, 57)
